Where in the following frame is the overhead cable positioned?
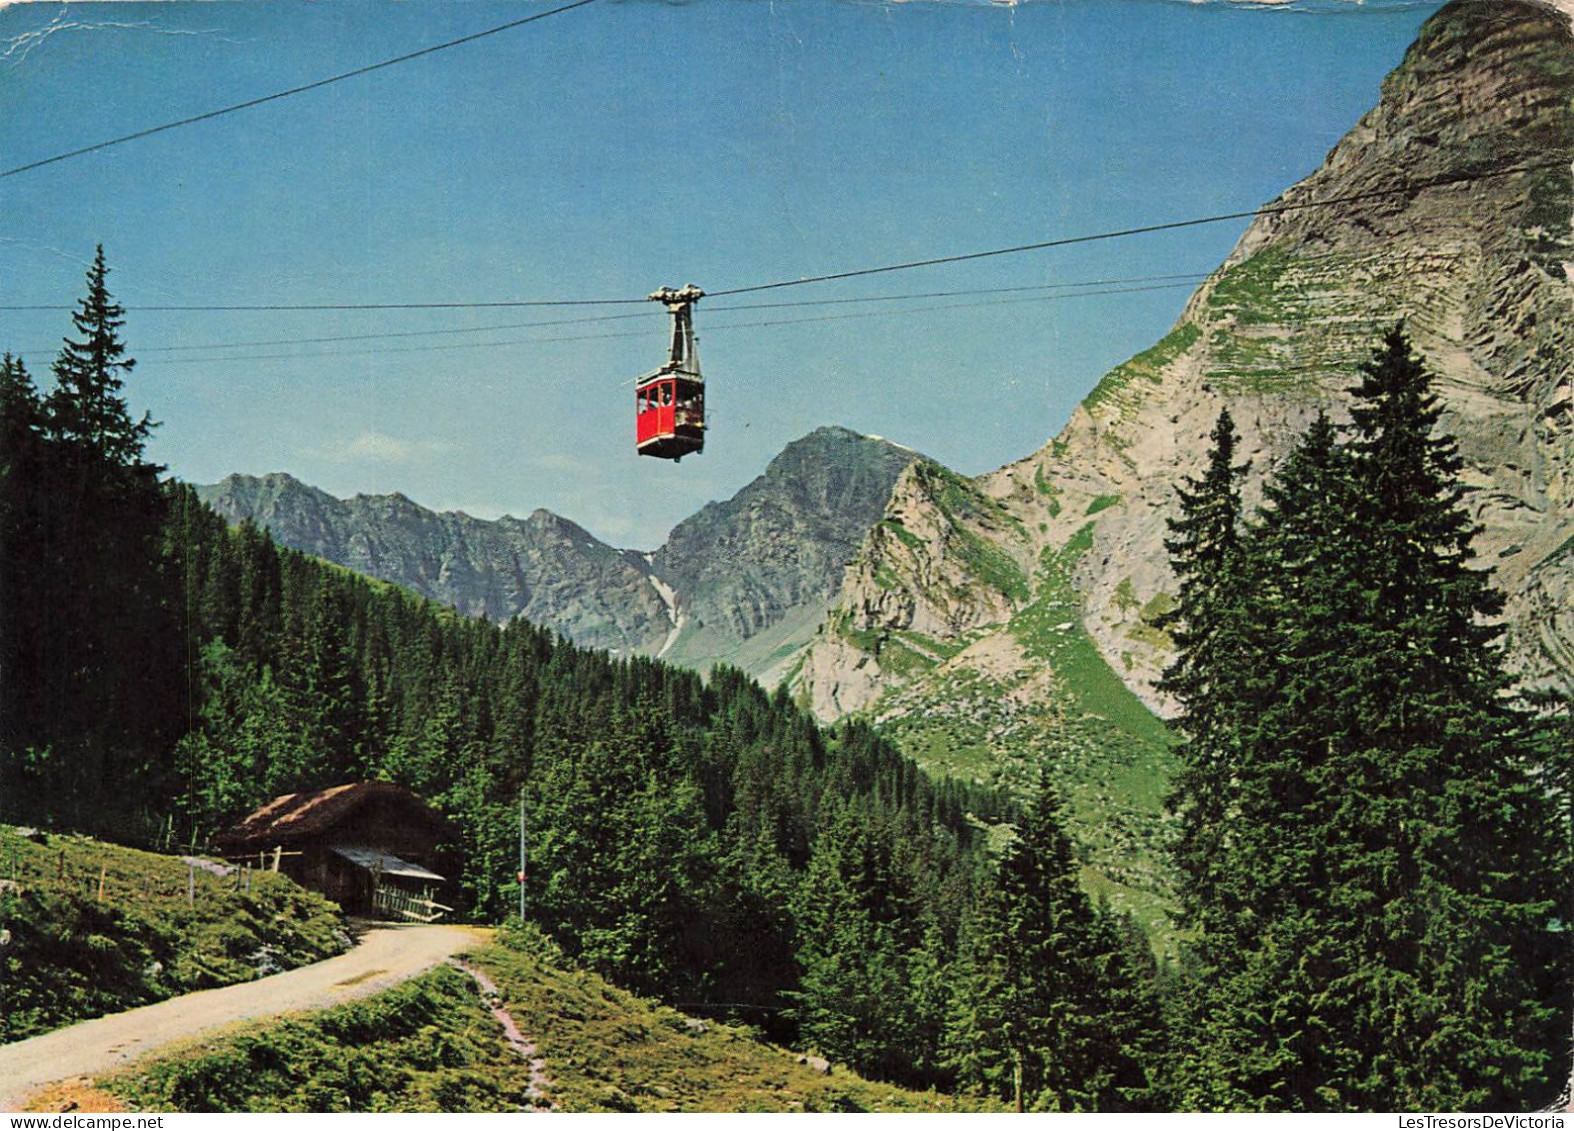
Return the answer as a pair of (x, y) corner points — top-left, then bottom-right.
(0, 158), (1553, 315)
(68, 280), (1204, 368)
(707, 159), (1567, 297)
(0, 0), (600, 181)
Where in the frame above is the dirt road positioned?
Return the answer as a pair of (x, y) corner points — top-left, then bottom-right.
(0, 924), (480, 1111)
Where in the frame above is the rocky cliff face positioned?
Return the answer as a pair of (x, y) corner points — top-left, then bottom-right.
(802, 0), (1574, 728)
(796, 459), (1032, 720)
(198, 426), (919, 679)
(651, 426), (921, 681)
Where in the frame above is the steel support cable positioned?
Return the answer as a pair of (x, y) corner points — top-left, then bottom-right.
(113, 280), (1205, 367)
(706, 159), (1568, 297)
(0, 0), (602, 182)
(1, 158), (1554, 315)
(0, 270), (1211, 317)
(6, 272), (1213, 357)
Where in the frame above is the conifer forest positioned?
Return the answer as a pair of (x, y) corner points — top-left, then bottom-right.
(5, 3), (1574, 1111)
(3, 235), (1571, 1113)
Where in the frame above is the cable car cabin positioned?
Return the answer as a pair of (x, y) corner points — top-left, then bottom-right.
(637, 284), (705, 461)
(636, 376), (704, 460)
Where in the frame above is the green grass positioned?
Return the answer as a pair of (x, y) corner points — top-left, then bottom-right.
(1200, 247), (1398, 394)
(879, 518), (925, 552)
(1011, 531), (1171, 748)
(1083, 322), (1201, 418)
(831, 608), (885, 654)
(871, 524), (1180, 943)
(868, 636), (937, 678)
(1125, 589), (1175, 651)
(1086, 493), (1123, 517)
(0, 827), (347, 1043)
(893, 628), (968, 663)
(1205, 245), (1302, 327)
(479, 932), (999, 1113)
(105, 964), (530, 1113)
(101, 928), (1001, 1113)
(951, 527), (1031, 605)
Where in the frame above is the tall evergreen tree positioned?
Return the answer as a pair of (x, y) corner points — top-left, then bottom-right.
(1156, 407), (1252, 945)
(4, 249), (182, 825)
(1170, 331), (1569, 1110)
(945, 774), (1156, 1111)
(45, 247), (152, 461)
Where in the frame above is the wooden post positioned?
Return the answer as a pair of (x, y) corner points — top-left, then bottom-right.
(188, 862), (195, 908)
(272, 845), (282, 873)
(97, 864), (107, 903)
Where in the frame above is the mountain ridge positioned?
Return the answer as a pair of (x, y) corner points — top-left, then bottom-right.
(801, 0), (1574, 718)
(197, 426), (922, 680)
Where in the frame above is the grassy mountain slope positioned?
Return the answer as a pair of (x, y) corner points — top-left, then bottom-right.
(796, 469), (1176, 934)
(0, 826), (346, 1043)
(90, 934), (995, 1114)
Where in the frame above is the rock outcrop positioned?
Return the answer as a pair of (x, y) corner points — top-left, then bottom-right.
(801, 0), (1574, 726)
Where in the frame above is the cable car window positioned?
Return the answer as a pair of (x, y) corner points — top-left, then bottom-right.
(661, 384), (674, 407)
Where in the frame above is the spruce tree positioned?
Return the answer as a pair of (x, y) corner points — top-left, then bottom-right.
(945, 774), (1156, 1111)
(11, 249), (181, 825)
(45, 246), (152, 462)
(1157, 407), (1252, 946)
(1171, 331), (1568, 1110)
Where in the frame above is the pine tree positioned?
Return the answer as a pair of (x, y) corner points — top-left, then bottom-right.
(945, 774), (1156, 1111)
(1156, 407), (1252, 945)
(1171, 331), (1569, 1110)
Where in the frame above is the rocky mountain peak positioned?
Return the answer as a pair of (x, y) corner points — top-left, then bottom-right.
(800, 0), (1574, 732)
(646, 427), (923, 678)
(197, 426), (920, 683)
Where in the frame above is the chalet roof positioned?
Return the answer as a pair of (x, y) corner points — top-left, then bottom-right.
(213, 781), (447, 853)
(333, 844), (445, 883)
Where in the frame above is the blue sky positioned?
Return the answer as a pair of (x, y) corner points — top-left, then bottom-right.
(0, 0), (1443, 547)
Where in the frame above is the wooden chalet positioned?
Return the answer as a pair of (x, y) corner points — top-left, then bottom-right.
(214, 782), (453, 922)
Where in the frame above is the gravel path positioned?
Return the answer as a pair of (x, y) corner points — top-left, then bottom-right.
(0, 924), (480, 1111)
(450, 959), (555, 1110)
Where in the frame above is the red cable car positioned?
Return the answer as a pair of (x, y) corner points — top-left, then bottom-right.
(637, 284), (705, 461)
